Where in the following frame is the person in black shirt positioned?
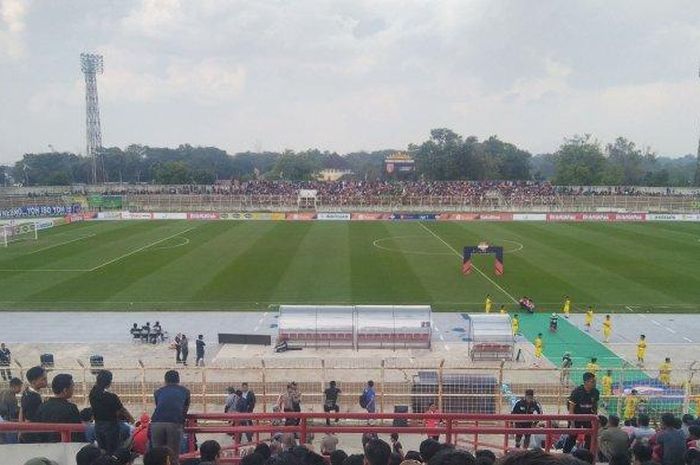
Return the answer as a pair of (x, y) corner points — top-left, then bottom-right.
(563, 372), (600, 453)
(180, 335), (189, 366)
(0, 342), (11, 380)
(19, 365), (47, 443)
(511, 389), (542, 448)
(89, 370), (134, 454)
(196, 335), (205, 367)
(323, 381), (341, 426)
(35, 373), (82, 443)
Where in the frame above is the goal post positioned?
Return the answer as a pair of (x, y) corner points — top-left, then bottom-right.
(462, 242), (504, 276)
(1, 222), (39, 247)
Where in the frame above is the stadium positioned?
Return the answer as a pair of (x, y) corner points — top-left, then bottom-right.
(1, 3), (700, 465)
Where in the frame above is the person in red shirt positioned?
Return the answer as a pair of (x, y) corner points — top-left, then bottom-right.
(131, 413), (151, 455)
(425, 403), (441, 441)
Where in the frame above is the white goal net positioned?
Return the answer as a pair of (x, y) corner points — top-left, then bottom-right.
(1, 222), (38, 247)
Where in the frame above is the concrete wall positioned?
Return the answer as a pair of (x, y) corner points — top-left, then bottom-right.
(0, 442), (89, 465)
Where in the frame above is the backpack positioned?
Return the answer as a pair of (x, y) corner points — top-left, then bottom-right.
(359, 390), (368, 408)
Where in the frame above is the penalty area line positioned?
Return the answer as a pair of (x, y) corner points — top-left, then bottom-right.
(28, 234), (96, 254)
(89, 227), (197, 272)
(418, 222), (518, 304)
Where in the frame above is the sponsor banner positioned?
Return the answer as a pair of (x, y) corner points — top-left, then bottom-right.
(479, 213), (513, 221)
(612, 213), (646, 222)
(390, 213), (438, 221)
(317, 212), (351, 221)
(270, 213), (286, 221)
(219, 212), (277, 220)
(547, 213), (581, 222)
(187, 212), (219, 220)
(439, 213), (479, 221)
(645, 213), (700, 222)
(122, 212), (153, 220)
(0, 204), (81, 219)
(35, 219), (55, 230)
(286, 212), (316, 221)
(153, 212), (188, 220)
(513, 213), (547, 222)
(581, 213), (613, 222)
(351, 213), (391, 221)
(97, 211), (122, 220)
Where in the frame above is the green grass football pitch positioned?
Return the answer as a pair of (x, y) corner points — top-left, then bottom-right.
(0, 220), (699, 311)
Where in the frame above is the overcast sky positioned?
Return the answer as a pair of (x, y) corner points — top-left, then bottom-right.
(1, 0), (699, 165)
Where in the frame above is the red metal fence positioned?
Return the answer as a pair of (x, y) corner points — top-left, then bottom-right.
(0, 412), (598, 463)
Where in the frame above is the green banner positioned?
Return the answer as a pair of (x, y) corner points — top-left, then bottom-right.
(88, 195), (123, 209)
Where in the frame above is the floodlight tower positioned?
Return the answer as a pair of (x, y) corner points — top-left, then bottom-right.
(81, 53), (104, 184)
(696, 63), (700, 186)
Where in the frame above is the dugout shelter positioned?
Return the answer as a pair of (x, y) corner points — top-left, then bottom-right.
(468, 314), (515, 361)
(277, 305), (432, 350)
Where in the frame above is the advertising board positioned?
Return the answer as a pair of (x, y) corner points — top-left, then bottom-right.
(317, 212), (351, 220)
(187, 212), (219, 220)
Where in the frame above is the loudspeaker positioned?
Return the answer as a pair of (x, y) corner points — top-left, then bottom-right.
(40, 353), (54, 368)
(393, 405), (409, 427)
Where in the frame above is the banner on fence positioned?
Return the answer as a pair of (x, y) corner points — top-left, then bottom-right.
(0, 204), (81, 219)
(153, 212), (188, 220)
(390, 213), (438, 221)
(479, 213), (513, 221)
(317, 212), (351, 221)
(219, 212), (281, 220)
(122, 212), (153, 220)
(88, 195), (123, 209)
(97, 211), (122, 220)
(187, 212), (219, 220)
(513, 213), (547, 221)
(439, 213), (479, 221)
(286, 212), (316, 221)
(351, 213), (392, 220)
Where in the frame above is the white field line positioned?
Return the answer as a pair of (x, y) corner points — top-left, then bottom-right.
(418, 222), (518, 303)
(28, 234), (96, 254)
(89, 227), (197, 272)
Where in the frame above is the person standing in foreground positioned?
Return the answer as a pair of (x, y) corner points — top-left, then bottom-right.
(174, 334), (182, 364)
(637, 335), (647, 366)
(659, 357), (672, 386)
(0, 377), (22, 443)
(584, 307), (594, 332)
(511, 389), (542, 449)
(654, 413), (686, 465)
(323, 381), (341, 426)
(362, 380), (376, 421)
(35, 373), (82, 443)
(19, 366), (48, 443)
(180, 335), (189, 366)
(195, 335), (205, 367)
(89, 370), (134, 455)
(151, 370), (191, 465)
(563, 372), (600, 453)
(0, 343), (11, 380)
(240, 382), (256, 442)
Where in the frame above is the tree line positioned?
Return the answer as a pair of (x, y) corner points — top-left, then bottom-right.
(1, 130), (698, 186)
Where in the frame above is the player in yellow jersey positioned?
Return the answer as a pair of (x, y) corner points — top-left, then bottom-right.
(584, 307), (594, 332)
(562, 296), (571, 319)
(500, 305), (507, 314)
(512, 314), (520, 336)
(602, 315), (612, 343)
(586, 357), (599, 375)
(659, 357), (672, 385)
(485, 294), (492, 313)
(623, 389), (640, 421)
(636, 335), (647, 366)
(601, 370), (613, 396)
(533, 333), (543, 366)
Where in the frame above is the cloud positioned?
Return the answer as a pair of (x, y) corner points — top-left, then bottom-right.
(0, 0), (28, 59)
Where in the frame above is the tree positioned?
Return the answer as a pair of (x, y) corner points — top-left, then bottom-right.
(154, 161), (192, 184)
(553, 135), (606, 185)
(605, 137), (644, 185)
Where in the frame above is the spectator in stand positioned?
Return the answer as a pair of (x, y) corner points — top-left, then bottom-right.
(404, 451), (422, 463)
(362, 380), (377, 416)
(131, 413), (151, 455)
(653, 413), (686, 465)
(364, 438), (392, 465)
(609, 455), (631, 465)
(389, 453), (402, 465)
(632, 443), (655, 465)
(344, 454), (365, 465)
(241, 382), (256, 441)
(0, 377), (22, 443)
(19, 365), (47, 443)
(151, 370), (191, 465)
(475, 450), (496, 465)
(681, 415), (695, 438)
(600, 415), (631, 462)
(199, 440), (222, 465)
(563, 372), (600, 453)
(113, 447), (138, 465)
(180, 334), (189, 366)
(23, 458), (59, 465)
(196, 335), (206, 367)
(390, 433), (404, 458)
(153, 321), (164, 343)
(321, 432), (339, 455)
(631, 414), (655, 445)
(76, 444), (103, 465)
(90, 370), (134, 454)
(174, 334), (183, 364)
(254, 443), (272, 461)
(688, 425), (700, 449)
(324, 381), (341, 425)
(419, 439), (442, 464)
(35, 373), (82, 442)
(144, 447), (173, 465)
(511, 389), (542, 449)
(80, 407), (96, 444)
(425, 403), (441, 441)
(428, 449), (475, 465)
(331, 450), (348, 465)
(0, 342), (11, 380)
(571, 449), (595, 464)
